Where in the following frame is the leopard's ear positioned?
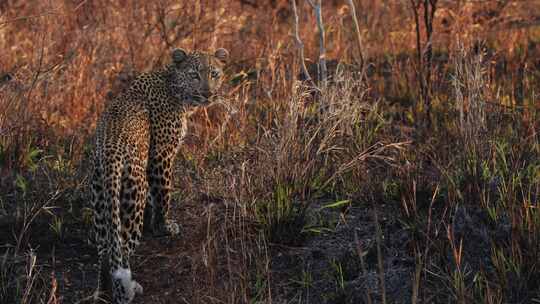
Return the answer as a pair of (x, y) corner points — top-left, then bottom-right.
(214, 48), (229, 64)
(171, 48), (188, 65)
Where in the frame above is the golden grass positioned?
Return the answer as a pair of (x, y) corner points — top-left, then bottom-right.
(1, 1), (539, 303)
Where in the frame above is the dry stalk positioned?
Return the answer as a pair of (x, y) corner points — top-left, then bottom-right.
(290, 0), (316, 87)
(354, 230), (373, 304)
(320, 141), (410, 190)
(345, 0), (366, 73)
(451, 41), (487, 147)
(411, 184), (440, 304)
(15, 190), (62, 254)
(374, 210), (387, 304)
(46, 271), (58, 304)
(307, 0), (327, 88)
(22, 250), (38, 304)
(411, 250), (421, 304)
(409, 0), (438, 125)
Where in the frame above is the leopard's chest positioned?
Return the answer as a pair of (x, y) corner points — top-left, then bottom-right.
(148, 108), (189, 149)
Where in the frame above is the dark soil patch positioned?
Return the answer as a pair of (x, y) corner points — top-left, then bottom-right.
(270, 201), (414, 304)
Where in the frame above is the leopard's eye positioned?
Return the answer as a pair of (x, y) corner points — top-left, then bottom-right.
(211, 70), (220, 79)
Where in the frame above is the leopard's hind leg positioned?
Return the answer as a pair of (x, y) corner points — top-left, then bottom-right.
(93, 152), (143, 304)
(119, 155), (148, 260)
(90, 166), (111, 303)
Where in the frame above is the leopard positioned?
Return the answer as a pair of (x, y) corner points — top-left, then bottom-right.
(90, 47), (229, 304)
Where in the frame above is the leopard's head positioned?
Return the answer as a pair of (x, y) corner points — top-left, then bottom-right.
(167, 47), (229, 105)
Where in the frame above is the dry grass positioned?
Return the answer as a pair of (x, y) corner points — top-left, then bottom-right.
(1, 0), (539, 303)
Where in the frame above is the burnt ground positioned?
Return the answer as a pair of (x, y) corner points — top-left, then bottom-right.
(1, 197), (210, 304)
(1, 184), (515, 304)
(270, 201), (414, 304)
(1, 191), (419, 304)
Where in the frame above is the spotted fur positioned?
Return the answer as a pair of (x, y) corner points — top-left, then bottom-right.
(90, 47), (228, 304)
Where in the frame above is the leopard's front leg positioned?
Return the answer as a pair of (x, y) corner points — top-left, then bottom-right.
(146, 107), (188, 237)
(147, 147), (180, 236)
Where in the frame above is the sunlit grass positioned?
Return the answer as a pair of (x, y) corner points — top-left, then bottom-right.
(1, 1), (539, 303)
